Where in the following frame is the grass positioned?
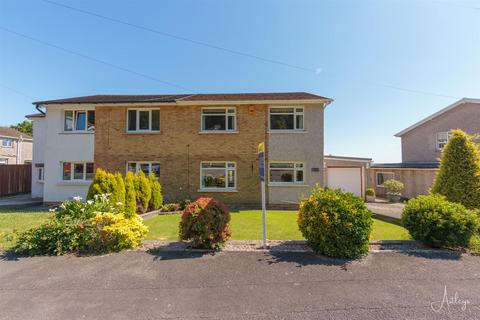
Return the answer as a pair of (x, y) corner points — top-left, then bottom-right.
(0, 210), (53, 249)
(144, 210), (411, 241)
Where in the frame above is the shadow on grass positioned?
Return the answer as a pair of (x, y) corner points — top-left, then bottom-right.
(373, 214), (403, 227)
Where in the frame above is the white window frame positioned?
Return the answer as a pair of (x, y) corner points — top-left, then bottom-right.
(0, 158), (8, 164)
(199, 161), (237, 191)
(126, 161), (161, 177)
(63, 109), (95, 132)
(201, 107), (237, 133)
(436, 131), (451, 151)
(126, 108), (160, 133)
(269, 106), (304, 131)
(37, 167), (44, 182)
(1, 138), (13, 148)
(268, 161), (305, 185)
(62, 162), (94, 181)
(376, 172), (394, 187)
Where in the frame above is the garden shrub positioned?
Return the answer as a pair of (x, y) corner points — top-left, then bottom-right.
(87, 169), (116, 200)
(179, 198), (231, 250)
(148, 173), (163, 210)
(297, 187), (373, 259)
(402, 194), (478, 248)
(124, 171), (137, 217)
(112, 173), (126, 211)
(14, 194), (148, 256)
(365, 188), (375, 197)
(431, 129), (480, 209)
(134, 171), (152, 213)
(82, 213), (148, 253)
(383, 179), (404, 196)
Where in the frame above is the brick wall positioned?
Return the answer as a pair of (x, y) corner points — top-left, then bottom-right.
(94, 104), (267, 204)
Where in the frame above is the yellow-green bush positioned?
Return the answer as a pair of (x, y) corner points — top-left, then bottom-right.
(431, 129), (480, 209)
(84, 213), (148, 253)
(134, 171), (151, 213)
(124, 171), (137, 217)
(148, 172), (163, 210)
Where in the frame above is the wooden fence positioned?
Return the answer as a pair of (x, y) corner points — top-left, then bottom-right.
(0, 164), (31, 196)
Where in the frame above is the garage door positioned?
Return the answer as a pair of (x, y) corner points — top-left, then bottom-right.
(327, 167), (362, 196)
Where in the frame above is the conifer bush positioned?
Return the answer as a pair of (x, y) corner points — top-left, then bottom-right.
(431, 129), (480, 209)
(134, 171), (152, 213)
(87, 169), (115, 200)
(112, 173), (126, 211)
(148, 172), (163, 210)
(179, 198), (231, 250)
(297, 187), (373, 259)
(124, 171), (137, 217)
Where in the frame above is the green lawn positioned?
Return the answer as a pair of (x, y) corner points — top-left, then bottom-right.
(145, 210), (411, 241)
(0, 210), (53, 249)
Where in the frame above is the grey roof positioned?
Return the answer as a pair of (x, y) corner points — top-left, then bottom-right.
(33, 92), (332, 105)
(324, 155), (372, 162)
(0, 127), (32, 139)
(371, 162), (440, 169)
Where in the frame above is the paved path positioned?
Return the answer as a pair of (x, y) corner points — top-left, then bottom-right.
(366, 202), (405, 219)
(1, 250), (479, 319)
(0, 194), (43, 209)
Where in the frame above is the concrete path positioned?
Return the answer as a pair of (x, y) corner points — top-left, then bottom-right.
(366, 202), (405, 219)
(0, 194), (43, 209)
(1, 250), (478, 319)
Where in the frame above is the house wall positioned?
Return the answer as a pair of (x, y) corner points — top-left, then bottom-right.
(94, 104), (267, 205)
(267, 105), (325, 204)
(367, 168), (438, 199)
(43, 105), (95, 202)
(31, 118), (46, 198)
(21, 140), (33, 163)
(401, 102), (480, 162)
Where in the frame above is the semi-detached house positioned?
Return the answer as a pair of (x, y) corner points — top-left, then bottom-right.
(29, 92), (332, 205)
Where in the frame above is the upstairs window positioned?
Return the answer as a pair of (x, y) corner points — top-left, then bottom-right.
(200, 161), (236, 190)
(1, 138), (13, 148)
(64, 110), (95, 132)
(436, 132), (451, 150)
(269, 162), (305, 184)
(62, 162), (94, 181)
(127, 109), (160, 132)
(201, 108), (236, 132)
(127, 161), (160, 177)
(269, 107), (304, 130)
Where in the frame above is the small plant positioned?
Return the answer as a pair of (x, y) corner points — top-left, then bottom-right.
(134, 171), (152, 213)
(160, 203), (181, 212)
(148, 173), (163, 210)
(402, 194), (478, 248)
(179, 198), (231, 250)
(431, 129), (480, 209)
(383, 179), (404, 202)
(124, 171), (137, 217)
(365, 188), (375, 197)
(297, 186), (373, 259)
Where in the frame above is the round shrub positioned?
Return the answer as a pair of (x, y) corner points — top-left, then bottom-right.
(402, 194), (479, 248)
(297, 187), (373, 259)
(365, 188), (375, 197)
(179, 198), (231, 250)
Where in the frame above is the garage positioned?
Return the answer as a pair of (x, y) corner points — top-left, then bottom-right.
(326, 167), (362, 196)
(324, 155), (371, 198)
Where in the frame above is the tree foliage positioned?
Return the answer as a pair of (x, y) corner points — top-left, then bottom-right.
(10, 120), (33, 136)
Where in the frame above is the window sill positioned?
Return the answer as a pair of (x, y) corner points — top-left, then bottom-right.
(36, 181), (44, 184)
(197, 189), (238, 193)
(126, 131), (161, 134)
(59, 131), (95, 135)
(267, 130), (307, 134)
(198, 131), (238, 134)
(57, 181), (92, 186)
(268, 184), (309, 187)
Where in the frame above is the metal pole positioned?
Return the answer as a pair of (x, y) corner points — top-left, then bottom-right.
(261, 179), (267, 248)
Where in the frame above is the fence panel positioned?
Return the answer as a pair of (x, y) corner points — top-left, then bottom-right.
(0, 164), (32, 196)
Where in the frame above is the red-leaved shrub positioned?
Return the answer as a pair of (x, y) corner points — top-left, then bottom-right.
(179, 198), (231, 249)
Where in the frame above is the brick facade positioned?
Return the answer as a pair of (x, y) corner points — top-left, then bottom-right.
(94, 104), (268, 204)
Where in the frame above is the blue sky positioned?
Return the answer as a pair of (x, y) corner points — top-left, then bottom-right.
(0, 0), (479, 162)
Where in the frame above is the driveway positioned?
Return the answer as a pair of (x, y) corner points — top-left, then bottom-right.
(1, 250), (479, 319)
(366, 202), (405, 219)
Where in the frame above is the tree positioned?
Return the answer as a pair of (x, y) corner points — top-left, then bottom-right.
(134, 171), (152, 213)
(124, 172), (137, 218)
(431, 129), (480, 209)
(10, 121), (33, 136)
(148, 172), (163, 210)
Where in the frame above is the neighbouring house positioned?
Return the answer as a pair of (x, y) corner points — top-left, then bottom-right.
(369, 97), (480, 199)
(0, 127), (32, 165)
(28, 92), (332, 205)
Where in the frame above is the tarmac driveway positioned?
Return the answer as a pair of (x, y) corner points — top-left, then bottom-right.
(366, 202), (405, 219)
(1, 250), (479, 320)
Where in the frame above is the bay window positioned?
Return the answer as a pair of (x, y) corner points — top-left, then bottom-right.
(269, 162), (305, 184)
(127, 109), (160, 132)
(62, 162), (94, 181)
(201, 108), (236, 132)
(269, 107), (304, 131)
(127, 161), (160, 177)
(200, 161), (236, 190)
(64, 110), (95, 132)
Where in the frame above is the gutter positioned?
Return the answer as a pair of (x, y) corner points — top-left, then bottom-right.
(35, 104), (46, 115)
